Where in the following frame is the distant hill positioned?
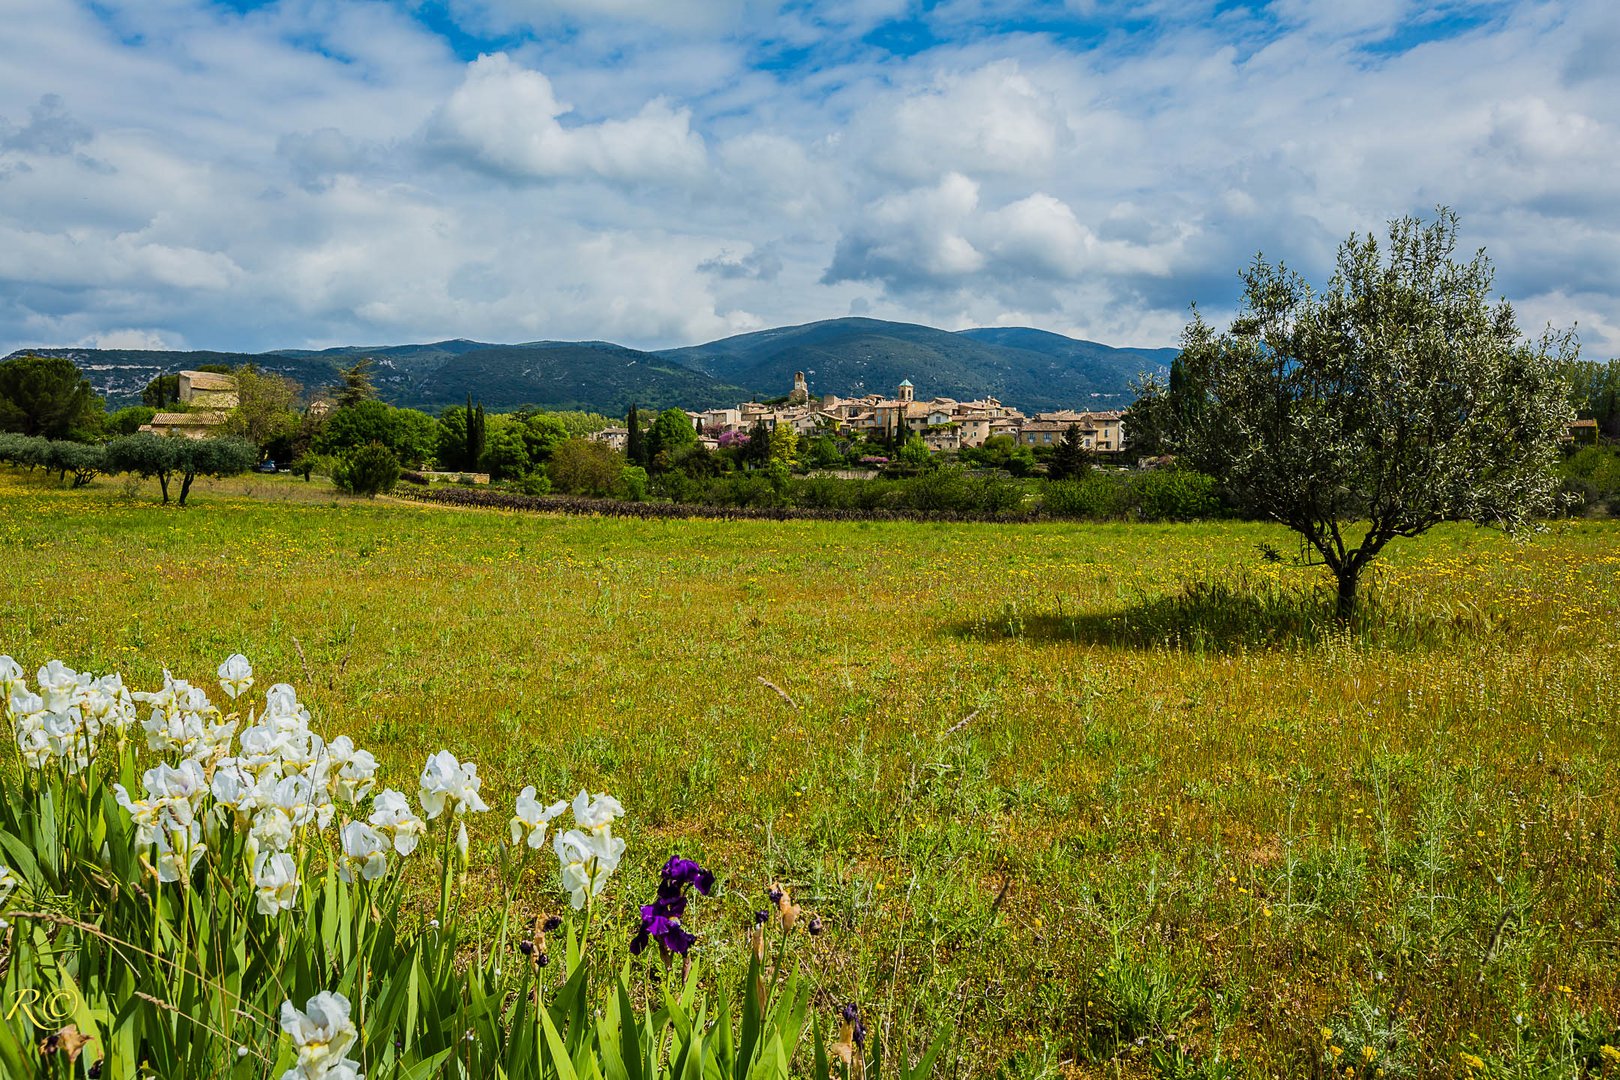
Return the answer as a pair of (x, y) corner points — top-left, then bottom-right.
(7, 320), (1175, 414)
(409, 343), (748, 412)
(660, 318), (1175, 410)
(6, 340), (742, 414)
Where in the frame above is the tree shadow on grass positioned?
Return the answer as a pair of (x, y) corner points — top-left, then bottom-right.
(948, 575), (1500, 653)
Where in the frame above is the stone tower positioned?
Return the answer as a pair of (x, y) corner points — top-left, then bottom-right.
(897, 378), (914, 403)
(790, 371), (809, 404)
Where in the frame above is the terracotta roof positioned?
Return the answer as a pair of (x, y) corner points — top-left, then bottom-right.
(148, 411), (228, 426)
(1035, 409), (1122, 424)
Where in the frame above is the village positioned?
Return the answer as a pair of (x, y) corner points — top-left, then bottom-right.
(592, 371), (1127, 457)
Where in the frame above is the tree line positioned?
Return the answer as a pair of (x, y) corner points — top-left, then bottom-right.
(0, 431), (257, 505)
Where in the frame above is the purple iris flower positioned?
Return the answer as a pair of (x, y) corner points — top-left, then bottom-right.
(661, 856), (715, 896)
(631, 855), (715, 956)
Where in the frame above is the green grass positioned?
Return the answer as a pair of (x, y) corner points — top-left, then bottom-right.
(6, 468), (1620, 1077)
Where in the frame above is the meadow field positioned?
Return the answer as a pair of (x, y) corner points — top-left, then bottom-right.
(4, 468), (1619, 1077)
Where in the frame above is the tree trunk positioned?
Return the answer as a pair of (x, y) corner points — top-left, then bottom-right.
(179, 471), (195, 507)
(1335, 563), (1360, 623)
(158, 472), (170, 503)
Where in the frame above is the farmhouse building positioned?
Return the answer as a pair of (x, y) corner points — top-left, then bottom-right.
(139, 370), (239, 439)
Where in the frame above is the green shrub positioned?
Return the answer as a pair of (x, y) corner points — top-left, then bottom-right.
(1129, 467), (1220, 521)
(332, 441), (401, 497)
(105, 405), (157, 435)
(1043, 474), (1129, 519)
(291, 452), (338, 481)
(699, 471), (783, 507)
(1559, 445), (1620, 514)
(618, 464), (649, 501)
(895, 467), (1022, 514)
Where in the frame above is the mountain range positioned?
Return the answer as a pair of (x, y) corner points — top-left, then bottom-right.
(8, 318), (1176, 415)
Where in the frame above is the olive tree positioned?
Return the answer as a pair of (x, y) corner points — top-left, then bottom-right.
(106, 434), (256, 505)
(105, 434), (181, 502)
(1177, 210), (1575, 621)
(175, 436), (257, 505)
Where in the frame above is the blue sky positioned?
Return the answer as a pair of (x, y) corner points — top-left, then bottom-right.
(2, 0), (1616, 356)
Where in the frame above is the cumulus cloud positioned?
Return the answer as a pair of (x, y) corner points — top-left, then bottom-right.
(426, 53), (707, 183)
(79, 328), (182, 350)
(825, 173), (985, 289)
(852, 61), (1068, 183)
(827, 182), (1178, 298)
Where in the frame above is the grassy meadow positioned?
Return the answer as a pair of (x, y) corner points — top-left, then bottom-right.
(4, 467), (1619, 1077)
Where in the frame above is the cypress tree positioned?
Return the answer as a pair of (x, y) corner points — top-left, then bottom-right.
(626, 404), (644, 466)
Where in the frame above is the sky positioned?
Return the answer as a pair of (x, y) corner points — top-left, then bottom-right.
(1, 0), (1616, 358)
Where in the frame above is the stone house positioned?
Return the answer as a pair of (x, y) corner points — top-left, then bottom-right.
(592, 426), (629, 451)
(138, 370), (239, 439)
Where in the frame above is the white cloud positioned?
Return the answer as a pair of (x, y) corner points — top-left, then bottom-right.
(427, 54), (708, 183)
(853, 60), (1067, 184)
(825, 173), (986, 289)
(79, 328), (182, 350)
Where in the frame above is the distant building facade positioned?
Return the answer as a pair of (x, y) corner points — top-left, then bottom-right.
(603, 373), (1127, 456)
(139, 370), (239, 439)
